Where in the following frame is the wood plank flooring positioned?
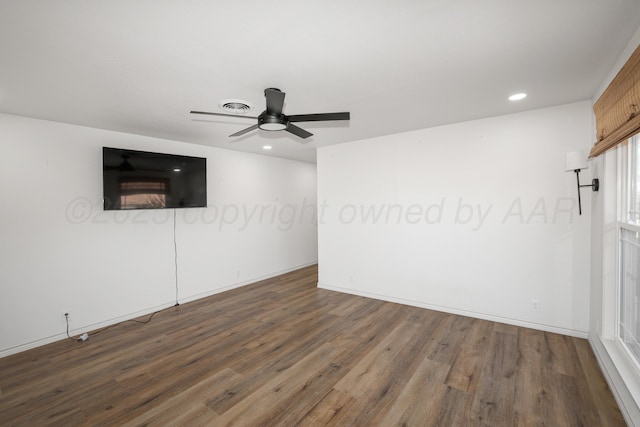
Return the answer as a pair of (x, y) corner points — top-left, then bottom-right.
(0, 265), (625, 426)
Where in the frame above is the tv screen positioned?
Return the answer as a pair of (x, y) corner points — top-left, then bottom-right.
(103, 147), (207, 210)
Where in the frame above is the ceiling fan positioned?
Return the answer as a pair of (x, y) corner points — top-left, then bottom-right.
(190, 88), (350, 140)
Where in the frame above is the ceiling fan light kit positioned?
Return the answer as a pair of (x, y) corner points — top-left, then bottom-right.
(191, 88), (350, 141)
(259, 114), (287, 131)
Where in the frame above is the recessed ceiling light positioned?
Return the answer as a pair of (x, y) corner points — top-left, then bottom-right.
(509, 93), (527, 101)
(173, 168), (181, 172)
(262, 145), (272, 150)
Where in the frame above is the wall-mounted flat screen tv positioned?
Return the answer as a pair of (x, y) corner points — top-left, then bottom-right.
(103, 147), (207, 210)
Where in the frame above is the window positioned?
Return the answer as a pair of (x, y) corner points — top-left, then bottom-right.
(619, 134), (640, 367)
(620, 227), (640, 362)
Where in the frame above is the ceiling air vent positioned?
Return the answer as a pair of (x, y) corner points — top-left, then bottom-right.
(219, 99), (253, 114)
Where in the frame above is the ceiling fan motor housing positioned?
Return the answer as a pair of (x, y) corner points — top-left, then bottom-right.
(259, 113), (287, 131)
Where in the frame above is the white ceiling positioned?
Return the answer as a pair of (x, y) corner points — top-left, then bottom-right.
(1, 1), (640, 163)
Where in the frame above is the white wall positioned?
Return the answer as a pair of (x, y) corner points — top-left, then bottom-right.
(317, 101), (593, 337)
(0, 113), (318, 357)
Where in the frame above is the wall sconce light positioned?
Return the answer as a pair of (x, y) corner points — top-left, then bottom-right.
(565, 151), (599, 215)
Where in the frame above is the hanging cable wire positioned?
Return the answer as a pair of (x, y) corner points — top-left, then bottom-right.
(174, 208), (179, 306)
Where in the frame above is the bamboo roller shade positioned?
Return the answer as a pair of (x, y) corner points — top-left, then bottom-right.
(590, 43), (640, 158)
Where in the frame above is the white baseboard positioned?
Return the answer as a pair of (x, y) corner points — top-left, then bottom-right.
(317, 282), (588, 339)
(0, 301), (176, 359)
(0, 261), (318, 359)
(588, 334), (640, 427)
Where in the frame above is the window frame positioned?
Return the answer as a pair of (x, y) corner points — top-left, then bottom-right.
(617, 221), (640, 372)
(616, 134), (640, 374)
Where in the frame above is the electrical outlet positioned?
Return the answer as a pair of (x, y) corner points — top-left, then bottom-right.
(530, 299), (540, 312)
(62, 311), (70, 323)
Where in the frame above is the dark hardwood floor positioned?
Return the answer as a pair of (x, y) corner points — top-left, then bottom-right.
(0, 265), (625, 426)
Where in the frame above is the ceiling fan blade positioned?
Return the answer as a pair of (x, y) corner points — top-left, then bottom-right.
(190, 110), (258, 119)
(286, 123), (313, 139)
(265, 88), (286, 116)
(287, 112), (350, 122)
(230, 124), (259, 137)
